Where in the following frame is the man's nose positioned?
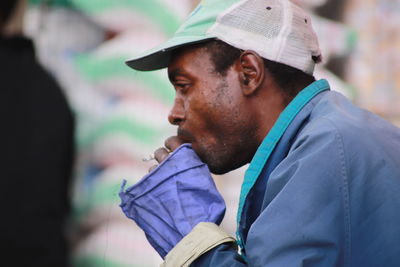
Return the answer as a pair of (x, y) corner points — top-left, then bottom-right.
(168, 98), (185, 125)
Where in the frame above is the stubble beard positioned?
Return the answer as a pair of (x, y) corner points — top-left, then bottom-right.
(196, 80), (259, 175)
(199, 124), (258, 175)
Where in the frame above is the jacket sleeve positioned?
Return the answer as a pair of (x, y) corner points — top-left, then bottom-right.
(165, 118), (348, 267)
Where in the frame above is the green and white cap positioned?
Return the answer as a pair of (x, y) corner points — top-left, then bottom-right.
(126, 0), (322, 75)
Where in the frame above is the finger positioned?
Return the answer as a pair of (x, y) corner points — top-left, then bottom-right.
(154, 147), (170, 163)
(148, 164), (158, 173)
(164, 136), (185, 152)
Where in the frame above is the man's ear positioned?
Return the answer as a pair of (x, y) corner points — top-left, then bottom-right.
(237, 50), (265, 96)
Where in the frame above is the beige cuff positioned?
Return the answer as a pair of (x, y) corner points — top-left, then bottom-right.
(160, 222), (236, 267)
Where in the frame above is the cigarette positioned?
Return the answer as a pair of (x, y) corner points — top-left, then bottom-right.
(142, 154), (155, 162)
(141, 148), (172, 162)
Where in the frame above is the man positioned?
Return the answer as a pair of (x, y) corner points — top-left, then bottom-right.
(0, 0), (75, 266)
(119, 0), (400, 266)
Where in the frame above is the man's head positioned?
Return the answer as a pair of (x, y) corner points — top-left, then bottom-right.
(166, 39), (315, 174)
(126, 0), (322, 173)
(167, 42), (258, 174)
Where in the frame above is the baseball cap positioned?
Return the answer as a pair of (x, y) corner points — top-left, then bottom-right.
(126, 0), (322, 75)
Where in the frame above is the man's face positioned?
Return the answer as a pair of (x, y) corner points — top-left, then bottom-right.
(167, 45), (258, 174)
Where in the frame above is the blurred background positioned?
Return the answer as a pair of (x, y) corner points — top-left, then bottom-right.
(2, 0), (399, 266)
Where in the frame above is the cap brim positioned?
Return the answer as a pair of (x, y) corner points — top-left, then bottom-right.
(125, 35), (215, 71)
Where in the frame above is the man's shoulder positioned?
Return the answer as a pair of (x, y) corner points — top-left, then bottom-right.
(293, 90), (400, 168)
(301, 91), (399, 145)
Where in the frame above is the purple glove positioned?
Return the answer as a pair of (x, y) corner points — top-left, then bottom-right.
(119, 143), (226, 258)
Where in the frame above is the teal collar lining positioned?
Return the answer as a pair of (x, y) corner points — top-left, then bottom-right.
(235, 79), (330, 253)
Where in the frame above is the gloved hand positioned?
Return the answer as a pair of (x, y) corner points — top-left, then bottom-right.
(119, 143), (226, 258)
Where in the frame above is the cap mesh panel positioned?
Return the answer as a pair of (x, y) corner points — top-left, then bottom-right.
(217, 0), (283, 40)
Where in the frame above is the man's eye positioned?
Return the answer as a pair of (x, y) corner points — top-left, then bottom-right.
(175, 83), (190, 91)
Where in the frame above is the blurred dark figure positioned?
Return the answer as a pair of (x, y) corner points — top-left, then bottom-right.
(0, 0), (75, 266)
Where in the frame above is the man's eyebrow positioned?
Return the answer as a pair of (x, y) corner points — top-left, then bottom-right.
(168, 68), (185, 82)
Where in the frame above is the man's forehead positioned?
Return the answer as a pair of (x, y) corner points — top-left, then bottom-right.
(168, 45), (211, 73)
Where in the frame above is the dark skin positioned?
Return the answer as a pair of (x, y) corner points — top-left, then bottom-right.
(150, 44), (288, 174)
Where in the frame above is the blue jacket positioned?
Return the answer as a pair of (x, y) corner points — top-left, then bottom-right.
(193, 80), (400, 266)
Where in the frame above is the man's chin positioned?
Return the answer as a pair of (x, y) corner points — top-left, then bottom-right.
(193, 145), (243, 174)
(207, 162), (238, 175)
(209, 168), (231, 175)
(194, 151), (227, 174)
(207, 159), (249, 175)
